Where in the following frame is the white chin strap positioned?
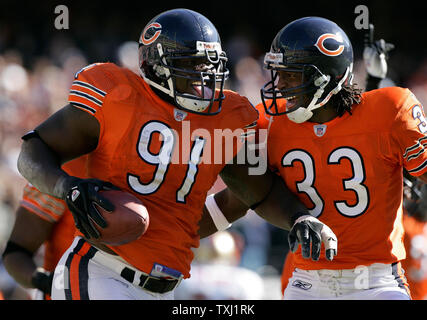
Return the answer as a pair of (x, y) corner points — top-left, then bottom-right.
(287, 66), (351, 124)
(176, 95), (210, 112)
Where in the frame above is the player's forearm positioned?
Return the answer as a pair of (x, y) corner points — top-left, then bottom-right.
(198, 206), (220, 239)
(198, 189), (249, 239)
(220, 161), (308, 230)
(17, 138), (70, 199)
(219, 162), (274, 209)
(254, 175), (308, 230)
(2, 253), (37, 289)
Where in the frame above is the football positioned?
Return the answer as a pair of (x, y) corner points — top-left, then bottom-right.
(94, 190), (149, 246)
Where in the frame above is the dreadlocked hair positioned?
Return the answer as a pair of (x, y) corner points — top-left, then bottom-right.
(328, 83), (363, 117)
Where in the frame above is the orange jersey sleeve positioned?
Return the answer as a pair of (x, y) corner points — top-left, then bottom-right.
(67, 63), (259, 278)
(21, 184), (67, 223)
(390, 90), (427, 176)
(257, 87), (426, 270)
(21, 183), (75, 272)
(68, 63), (109, 116)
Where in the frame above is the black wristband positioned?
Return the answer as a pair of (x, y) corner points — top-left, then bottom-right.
(290, 212), (309, 226)
(2, 241), (34, 259)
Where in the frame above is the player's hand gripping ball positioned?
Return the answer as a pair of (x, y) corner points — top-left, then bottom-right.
(94, 190), (149, 246)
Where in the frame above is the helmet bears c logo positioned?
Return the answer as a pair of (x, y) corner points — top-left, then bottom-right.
(141, 23), (162, 45)
(315, 33), (344, 56)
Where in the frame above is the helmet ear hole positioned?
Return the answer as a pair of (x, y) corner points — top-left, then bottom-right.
(314, 74), (330, 88)
(153, 64), (166, 77)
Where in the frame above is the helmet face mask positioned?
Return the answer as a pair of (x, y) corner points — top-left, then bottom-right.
(164, 51), (228, 113)
(138, 9), (229, 115)
(261, 17), (354, 123)
(261, 63), (327, 116)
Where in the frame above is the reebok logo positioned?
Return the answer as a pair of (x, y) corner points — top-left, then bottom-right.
(292, 279), (312, 290)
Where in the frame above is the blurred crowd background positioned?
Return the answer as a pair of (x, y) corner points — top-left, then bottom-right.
(0, 0), (426, 299)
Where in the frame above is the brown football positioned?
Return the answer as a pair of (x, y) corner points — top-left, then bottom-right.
(94, 190), (149, 246)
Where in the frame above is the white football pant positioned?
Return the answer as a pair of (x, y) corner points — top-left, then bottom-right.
(283, 263), (411, 300)
(51, 237), (175, 300)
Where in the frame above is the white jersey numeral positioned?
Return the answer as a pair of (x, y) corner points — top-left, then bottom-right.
(128, 121), (206, 203)
(176, 137), (205, 203)
(328, 147), (369, 217)
(412, 105), (427, 134)
(128, 121), (175, 195)
(282, 147), (369, 218)
(282, 150), (324, 217)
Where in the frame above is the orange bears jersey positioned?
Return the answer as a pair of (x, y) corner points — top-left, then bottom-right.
(20, 157), (87, 273)
(68, 62), (258, 278)
(401, 211), (427, 300)
(257, 87), (427, 270)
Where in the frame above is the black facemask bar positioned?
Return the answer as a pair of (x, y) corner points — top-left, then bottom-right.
(260, 64), (325, 116)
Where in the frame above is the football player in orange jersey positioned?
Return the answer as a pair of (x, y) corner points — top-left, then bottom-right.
(17, 9), (336, 300)
(2, 157), (87, 299)
(279, 23), (397, 298)
(401, 177), (427, 300)
(255, 16), (427, 299)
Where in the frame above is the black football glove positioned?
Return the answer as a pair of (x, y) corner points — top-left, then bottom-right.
(65, 177), (119, 239)
(31, 268), (54, 296)
(288, 214), (338, 261)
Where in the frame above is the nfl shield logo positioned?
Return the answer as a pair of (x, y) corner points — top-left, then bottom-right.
(174, 108), (187, 121)
(313, 124), (327, 137)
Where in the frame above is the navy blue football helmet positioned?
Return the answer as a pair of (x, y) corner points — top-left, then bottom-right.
(261, 17), (354, 123)
(138, 9), (229, 115)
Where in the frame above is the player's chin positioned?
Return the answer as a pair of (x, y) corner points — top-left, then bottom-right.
(295, 95), (312, 110)
(286, 97), (306, 113)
